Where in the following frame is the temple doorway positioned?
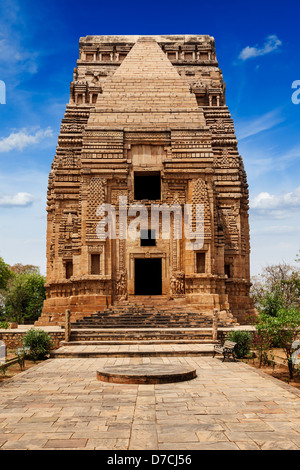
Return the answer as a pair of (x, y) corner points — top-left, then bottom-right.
(134, 258), (162, 295)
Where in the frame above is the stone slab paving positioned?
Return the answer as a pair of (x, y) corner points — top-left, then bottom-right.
(0, 357), (299, 450)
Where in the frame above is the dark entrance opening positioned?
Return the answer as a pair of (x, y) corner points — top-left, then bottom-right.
(134, 172), (161, 200)
(135, 258), (162, 295)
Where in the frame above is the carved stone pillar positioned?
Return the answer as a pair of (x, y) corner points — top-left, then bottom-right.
(65, 309), (71, 342)
(212, 308), (219, 341)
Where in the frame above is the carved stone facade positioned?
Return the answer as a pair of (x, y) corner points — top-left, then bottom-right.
(39, 35), (254, 326)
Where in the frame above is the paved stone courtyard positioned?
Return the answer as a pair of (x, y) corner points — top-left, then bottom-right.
(1, 356), (300, 450)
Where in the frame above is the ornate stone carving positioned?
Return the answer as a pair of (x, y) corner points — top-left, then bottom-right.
(170, 272), (185, 295)
(114, 270), (128, 301)
(86, 177), (106, 240)
(214, 149), (239, 168)
(192, 178), (211, 237)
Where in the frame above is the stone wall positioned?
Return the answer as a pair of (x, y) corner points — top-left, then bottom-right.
(0, 331), (65, 350)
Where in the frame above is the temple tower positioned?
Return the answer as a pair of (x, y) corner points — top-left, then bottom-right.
(38, 35), (254, 326)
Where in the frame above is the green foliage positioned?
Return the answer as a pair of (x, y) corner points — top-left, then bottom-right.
(0, 321), (9, 329)
(9, 264), (40, 275)
(226, 330), (253, 358)
(4, 272), (46, 324)
(251, 262), (300, 315)
(251, 330), (273, 367)
(260, 288), (285, 317)
(22, 329), (53, 361)
(257, 308), (300, 379)
(0, 256), (13, 290)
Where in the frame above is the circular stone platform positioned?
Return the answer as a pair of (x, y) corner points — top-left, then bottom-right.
(97, 364), (197, 384)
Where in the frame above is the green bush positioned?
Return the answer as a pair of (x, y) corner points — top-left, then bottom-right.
(226, 330), (253, 359)
(0, 321), (9, 329)
(22, 328), (53, 361)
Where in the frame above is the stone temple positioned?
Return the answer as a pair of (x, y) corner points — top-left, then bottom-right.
(37, 35), (254, 328)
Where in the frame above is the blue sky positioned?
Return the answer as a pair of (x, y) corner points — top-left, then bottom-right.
(0, 0), (299, 276)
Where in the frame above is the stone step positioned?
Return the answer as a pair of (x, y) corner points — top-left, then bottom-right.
(77, 321), (215, 326)
(71, 307), (220, 330)
(69, 328), (214, 342)
(67, 298), (237, 339)
(76, 324), (211, 327)
(73, 320), (213, 324)
(62, 339), (218, 346)
(71, 320), (214, 327)
(69, 333), (212, 340)
(75, 315), (211, 320)
(79, 312), (210, 315)
(77, 312), (210, 316)
(70, 324), (230, 330)
(72, 327), (212, 332)
(50, 343), (216, 358)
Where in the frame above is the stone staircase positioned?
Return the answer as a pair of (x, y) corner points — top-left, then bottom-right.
(68, 328), (215, 344)
(65, 296), (237, 345)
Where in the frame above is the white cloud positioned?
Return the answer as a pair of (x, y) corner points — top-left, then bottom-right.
(251, 187), (300, 218)
(0, 169), (48, 273)
(0, 128), (53, 153)
(239, 35), (282, 61)
(236, 109), (284, 140)
(0, 192), (36, 207)
(252, 225), (300, 236)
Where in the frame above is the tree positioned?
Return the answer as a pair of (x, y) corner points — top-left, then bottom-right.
(9, 264), (40, 275)
(0, 256), (13, 290)
(4, 271), (46, 324)
(251, 262), (300, 314)
(260, 288), (285, 317)
(251, 329), (273, 368)
(257, 309), (300, 380)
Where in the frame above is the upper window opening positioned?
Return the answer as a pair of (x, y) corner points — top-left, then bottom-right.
(225, 264), (231, 278)
(196, 252), (206, 273)
(91, 254), (100, 275)
(134, 172), (161, 200)
(141, 229), (156, 247)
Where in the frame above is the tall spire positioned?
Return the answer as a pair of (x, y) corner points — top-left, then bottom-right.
(96, 37), (198, 112)
(90, 37), (204, 128)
